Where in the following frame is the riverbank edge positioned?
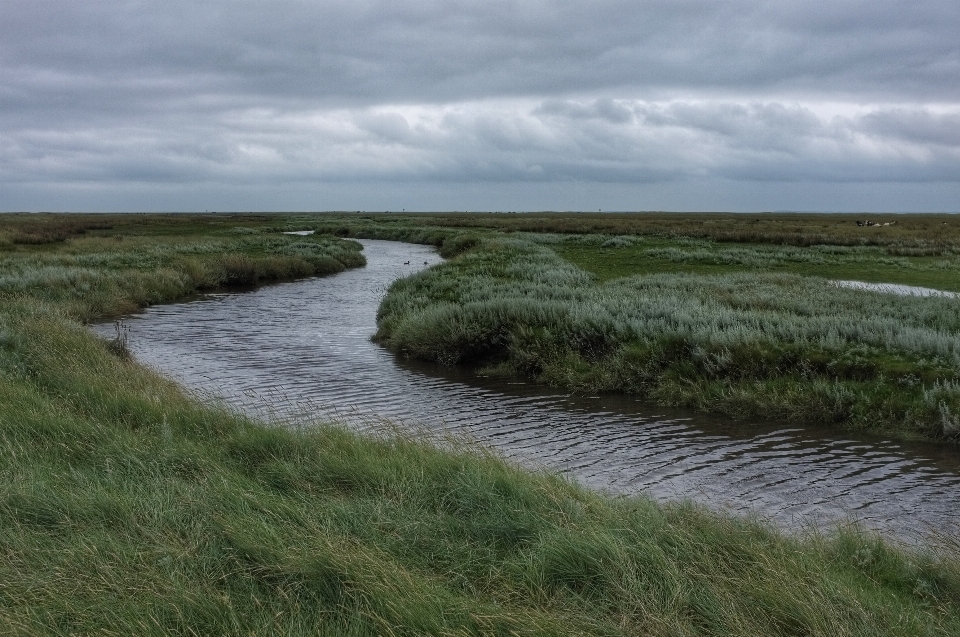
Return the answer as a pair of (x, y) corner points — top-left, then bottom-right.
(354, 231), (960, 445)
(2, 217), (960, 634)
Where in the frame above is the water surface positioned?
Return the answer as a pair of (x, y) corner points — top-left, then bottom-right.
(832, 279), (958, 298)
(93, 240), (960, 542)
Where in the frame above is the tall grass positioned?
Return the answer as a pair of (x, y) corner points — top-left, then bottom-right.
(2, 302), (960, 634)
(375, 237), (960, 440)
(4, 213), (960, 634)
(0, 230), (365, 320)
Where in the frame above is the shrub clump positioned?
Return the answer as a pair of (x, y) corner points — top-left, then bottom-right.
(375, 237), (960, 441)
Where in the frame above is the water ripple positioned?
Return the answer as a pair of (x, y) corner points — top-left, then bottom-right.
(91, 239), (960, 543)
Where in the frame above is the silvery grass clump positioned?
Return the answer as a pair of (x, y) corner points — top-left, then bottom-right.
(641, 242), (956, 271)
(924, 380), (960, 437)
(643, 245), (830, 267)
(517, 232), (642, 247)
(600, 235), (641, 248)
(376, 238), (960, 440)
(0, 234), (365, 319)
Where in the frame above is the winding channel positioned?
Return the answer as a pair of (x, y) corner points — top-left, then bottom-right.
(93, 239), (960, 543)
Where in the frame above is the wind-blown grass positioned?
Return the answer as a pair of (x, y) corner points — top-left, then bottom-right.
(0, 230), (365, 320)
(376, 237), (960, 440)
(2, 302), (960, 635)
(4, 213), (960, 634)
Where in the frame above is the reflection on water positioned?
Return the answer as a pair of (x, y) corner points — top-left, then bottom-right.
(832, 279), (959, 298)
(92, 240), (960, 543)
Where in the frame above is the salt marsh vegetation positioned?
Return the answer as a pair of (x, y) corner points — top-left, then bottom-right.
(0, 218), (365, 320)
(4, 212), (960, 634)
(376, 235), (960, 441)
(3, 296), (960, 635)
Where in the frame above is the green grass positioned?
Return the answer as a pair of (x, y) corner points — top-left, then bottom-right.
(4, 212), (960, 634)
(320, 211), (960, 250)
(554, 238), (960, 292)
(3, 301), (960, 635)
(374, 235), (960, 441)
(0, 218), (365, 320)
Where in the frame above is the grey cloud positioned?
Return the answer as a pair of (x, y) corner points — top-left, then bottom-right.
(2, 1), (959, 211)
(3, 0), (959, 119)
(7, 99), (956, 192)
(536, 99), (635, 124)
(636, 103), (823, 153)
(358, 112), (412, 143)
(858, 109), (960, 147)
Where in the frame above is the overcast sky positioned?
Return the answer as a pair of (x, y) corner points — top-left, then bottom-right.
(2, 0), (958, 212)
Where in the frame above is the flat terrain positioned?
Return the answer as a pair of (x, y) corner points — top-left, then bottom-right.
(555, 238), (960, 291)
(3, 212), (960, 635)
(350, 214), (960, 443)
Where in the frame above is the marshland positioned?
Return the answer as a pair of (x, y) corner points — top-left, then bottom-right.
(3, 211), (960, 635)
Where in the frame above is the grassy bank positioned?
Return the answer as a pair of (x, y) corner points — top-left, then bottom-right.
(553, 235), (960, 292)
(0, 213), (365, 320)
(375, 234), (960, 442)
(4, 213), (960, 634)
(5, 303), (960, 635)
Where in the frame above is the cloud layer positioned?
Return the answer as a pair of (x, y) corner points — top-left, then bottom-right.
(2, 0), (959, 211)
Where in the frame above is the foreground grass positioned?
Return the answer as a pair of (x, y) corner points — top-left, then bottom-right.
(3, 301), (960, 635)
(3, 213), (960, 634)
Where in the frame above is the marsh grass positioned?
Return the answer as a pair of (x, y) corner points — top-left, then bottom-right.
(3, 215), (116, 245)
(554, 235), (960, 292)
(4, 213), (960, 634)
(376, 211), (960, 251)
(375, 237), (960, 441)
(0, 223), (365, 320)
(2, 304), (960, 635)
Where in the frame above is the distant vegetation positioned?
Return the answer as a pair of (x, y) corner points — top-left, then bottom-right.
(311, 210), (960, 251)
(554, 235), (960, 291)
(3, 212), (960, 634)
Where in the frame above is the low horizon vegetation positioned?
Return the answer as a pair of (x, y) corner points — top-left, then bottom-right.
(277, 210), (960, 252)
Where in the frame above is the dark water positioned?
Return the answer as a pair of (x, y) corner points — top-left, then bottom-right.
(92, 240), (960, 543)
